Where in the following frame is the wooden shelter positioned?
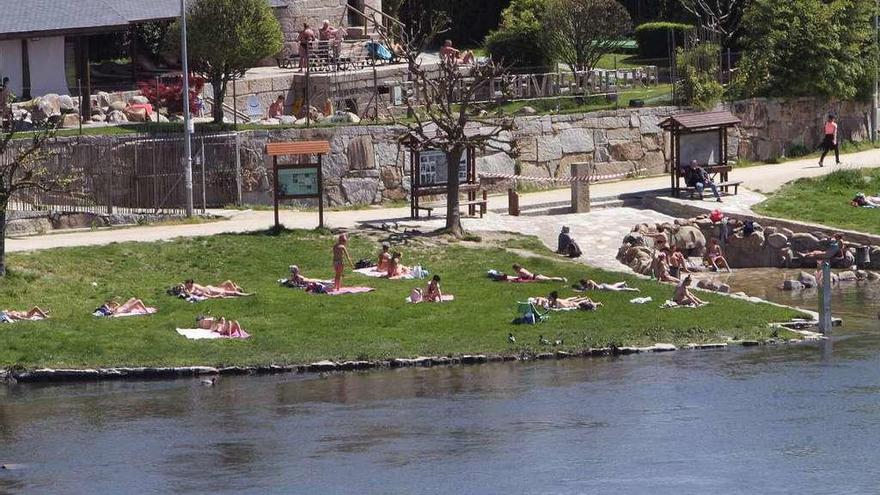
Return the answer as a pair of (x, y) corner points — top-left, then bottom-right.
(660, 111), (741, 197)
(266, 140), (331, 229)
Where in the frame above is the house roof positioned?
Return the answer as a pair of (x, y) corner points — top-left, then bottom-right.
(0, 0), (286, 40)
(659, 111), (741, 131)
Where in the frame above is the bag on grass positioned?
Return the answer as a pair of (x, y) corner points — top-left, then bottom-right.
(355, 259), (374, 269)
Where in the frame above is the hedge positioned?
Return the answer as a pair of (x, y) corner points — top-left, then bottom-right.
(485, 26), (554, 71)
(634, 22), (693, 59)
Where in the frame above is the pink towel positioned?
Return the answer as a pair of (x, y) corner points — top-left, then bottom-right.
(326, 287), (375, 295)
(406, 295), (455, 303)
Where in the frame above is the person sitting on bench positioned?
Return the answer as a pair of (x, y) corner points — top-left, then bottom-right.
(1, 307), (49, 322)
(513, 264), (567, 282)
(674, 275), (706, 306)
(684, 160), (722, 202)
(183, 280), (251, 298)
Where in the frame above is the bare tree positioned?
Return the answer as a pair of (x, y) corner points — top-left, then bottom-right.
(381, 20), (516, 237)
(0, 121), (71, 276)
(543, 0), (633, 73)
(679, 0), (751, 45)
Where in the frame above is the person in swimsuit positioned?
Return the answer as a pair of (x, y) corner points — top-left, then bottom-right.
(653, 253), (680, 283)
(183, 279), (250, 298)
(819, 114), (840, 167)
(333, 234), (355, 292)
(704, 239), (731, 272)
(387, 252), (412, 279)
(376, 244), (392, 272)
(425, 275), (443, 302)
(512, 264), (566, 282)
(95, 298), (152, 316)
(439, 40), (475, 65)
(2, 307), (49, 321)
(673, 275), (706, 306)
(535, 291), (602, 311)
(196, 316), (247, 338)
(298, 23), (316, 71)
(577, 280), (640, 292)
(668, 246), (690, 276)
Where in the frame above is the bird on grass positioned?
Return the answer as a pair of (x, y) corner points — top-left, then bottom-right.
(539, 335), (551, 346)
(200, 377), (216, 387)
(508, 333), (517, 344)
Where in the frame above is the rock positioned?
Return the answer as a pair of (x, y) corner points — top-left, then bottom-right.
(58, 95), (75, 112)
(790, 233), (820, 253)
(129, 95), (150, 105)
(780, 228), (795, 238)
(124, 106), (148, 123)
(838, 270), (858, 282)
(341, 177), (380, 205)
(669, 225), (706, 252)
(347, 136), (376, 170)
(558, 127), (594, 154)
(107, 110), (128, 123)
(717, 283), (731, 294)
(149, 112), (169, 123)
(764, 226), (777, 235)
(782, 280), (804, 291)
(279, 115), (296, 125)
(60, 113), (80, 128)
(867, 271), (880, 281)
(110, 100), (127, 112)
(766, 232), (789, 249)
(517, 106), (537, 115)
(798, 271), (817, 288)
(91, 113), (107, 122)
(330, 111), (360, 124)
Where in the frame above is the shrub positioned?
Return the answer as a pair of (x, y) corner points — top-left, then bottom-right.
(634, 22), (692, 59)
(485, 27), (554, 71)
(675, 43), (723, 109)
(137, 75), (205, 114)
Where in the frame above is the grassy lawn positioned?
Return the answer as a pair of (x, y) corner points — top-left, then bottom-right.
(495, 84), (672, 116)
(754, 169), (880, 235)
(0, 230), (802, 370)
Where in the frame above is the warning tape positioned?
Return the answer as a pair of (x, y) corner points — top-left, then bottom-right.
(478, 170), (639, 183)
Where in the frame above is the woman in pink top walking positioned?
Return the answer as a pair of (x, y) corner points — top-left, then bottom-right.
(819, 114), (840, 167)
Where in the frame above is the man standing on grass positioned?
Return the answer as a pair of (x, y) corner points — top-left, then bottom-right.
(819, 114), (841, 167)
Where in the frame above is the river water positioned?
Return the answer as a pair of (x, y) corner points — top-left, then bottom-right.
(2, 270), (879, 494)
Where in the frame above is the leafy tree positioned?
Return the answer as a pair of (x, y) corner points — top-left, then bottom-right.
(484, 0), (554, 70)
(676, 43), (723, 109)
(543, 0), (633, 73)
(0, 121), (71, 276)
(173, 0), (283, 123)
(735, 0), (877, 100)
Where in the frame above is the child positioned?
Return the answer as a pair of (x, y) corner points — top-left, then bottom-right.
(705, 239), (731, 272)
(376, 243), (392, 271)
(332, 234), (355, 292)
(425, 275), (443, 302)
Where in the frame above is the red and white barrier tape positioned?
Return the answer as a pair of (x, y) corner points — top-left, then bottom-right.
(479, 170), (638, 183)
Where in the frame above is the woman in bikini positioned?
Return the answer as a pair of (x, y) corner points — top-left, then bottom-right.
(95, 298), (152, 317)
(196, 316), (247, 338)
(535, 291), (602, 311)
(673, 275), (706, 306)
(424, 275), (443, 302)
(3, 307), (49, 321)
(577, 280), (639, 292)
(387, 252), (412, 279)
(184, 279), (250, 298)
(286, 265), (324, 287)
(333, 234), (355, 292)
(705, 238), (731, 272)
(513, 264), (566, 282)
(376, 244), (392, 272)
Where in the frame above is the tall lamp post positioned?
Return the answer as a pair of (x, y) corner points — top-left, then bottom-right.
(180, 0), (194, 217)
(873, 0), (878, 143)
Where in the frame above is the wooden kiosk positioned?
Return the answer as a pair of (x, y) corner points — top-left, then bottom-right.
(660, 111), (742, 198)
(404, 142), (487, 220)
(266, 141), (331, 229)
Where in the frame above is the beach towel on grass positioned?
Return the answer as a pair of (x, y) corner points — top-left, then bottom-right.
(406, 295), (455, 303)
(176, 328), (251, 340)
(661, 300), (709, 309)
(630, 296), (653, 304)
(354, 267), (389, 278)
(325, 287), (375, 295)
(94, 307), (158, 318)
(527, 298), (578, 312)
(355, 266), (428, 280)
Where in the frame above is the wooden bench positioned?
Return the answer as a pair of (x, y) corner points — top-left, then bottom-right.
(681, 180), (743, 199)
(412, 186), (488, 219)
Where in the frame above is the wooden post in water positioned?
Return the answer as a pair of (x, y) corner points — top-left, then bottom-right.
(819, 261), (833, 334)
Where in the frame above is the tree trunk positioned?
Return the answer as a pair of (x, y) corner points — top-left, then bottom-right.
(0, 206), (7, 277)
(445, 147), (464, 237)
(212, 76), (225, 124)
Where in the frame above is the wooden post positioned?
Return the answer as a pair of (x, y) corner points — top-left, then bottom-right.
(318, 155), (325, 229)
(273, 155), (280, 230)
(508, 188), (520, 216)
(78, 37), (92, 121)
(819, 261), (833, 334)
(571, 162), (591, 213)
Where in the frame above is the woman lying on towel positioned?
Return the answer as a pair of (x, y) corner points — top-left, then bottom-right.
(388, 252), (412, 279)
(196, 315), (250, 338)
(574, 279), (640, 292)
(94, 298), (156, 317)
(282, 265), (326, 288)
(0, 307), (49, 322)
(513, 264), (567, 283)
(183, 279), (251, 298)
(533, 291), (602, 311)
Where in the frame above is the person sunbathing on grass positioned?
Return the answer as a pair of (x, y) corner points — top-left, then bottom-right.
(183, 279), (251, 299)
(533, 291), (602, 311)
(376, 243), (392, 272)
(196, 315), (248, 338)
(424, 275), (443, 302)
(2, 307), (49, 321)
(94, 298), (152, 317)
(284, 265), (325, 287)
(673, 276), (706, 307)
(513, 264), (566, 283)
(704, 239), (731, 272)
(575, 279), (640, 292)
(387, 252), (412, 279)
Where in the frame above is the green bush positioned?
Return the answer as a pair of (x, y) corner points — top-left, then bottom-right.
(675, 43), (723, 109)
(485, 27), (554, 71)
(634, 21), (692, 59)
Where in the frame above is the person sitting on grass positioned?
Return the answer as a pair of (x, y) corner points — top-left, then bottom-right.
(673, 275), (706, 307)
(333, 234), (355, 292)
(668, 246), (691, 277)
(653, 252), (680, 283)
(387, 252), (412, 279)
(196, 315), (249, 338)
(556, 226), (582, 258)
(574, 279), (640, 292)
(183, 279), (251, 299)
(424, 275), (443, 302)
(376, 243), (392, 272)
(852, 193), (880, 208)
(704, 239), (731, 272)
(94, 298), (154, 317)
(1, 307), (49, 322)
(513, 264), (567, 282)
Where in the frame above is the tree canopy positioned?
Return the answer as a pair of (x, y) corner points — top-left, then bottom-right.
(543, 0), (633, 73)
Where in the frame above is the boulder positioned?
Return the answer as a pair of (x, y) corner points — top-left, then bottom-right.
(867, 271), (880, 281)
(782, 280), (804, 291)
(110, 101), (127, 112)
(58, 95), (76, 112)
(780, 228), (795, 238)
(129, 95), (150, 105)
(124, 107), (148, 123)
(91, 113), (107, 122)
(669, 225), (706, 252)
(279, 115), (296, 125)
(60, 113), (80, 128)
(107, 110), (128, 123)
(798, 271), (817, 288)
(517, 106), (538, 115)
(766, 232), (789, 249)
(717, 283), (731, 294)
(789, 232), (820, 253)
(837, 270), (858, 282)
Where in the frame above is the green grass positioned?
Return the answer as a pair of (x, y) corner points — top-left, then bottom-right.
(754, 169), (880, 235)
(0, 230), (802, 370)
(496, 84), (673, 116)
(595, 52), (651, 70)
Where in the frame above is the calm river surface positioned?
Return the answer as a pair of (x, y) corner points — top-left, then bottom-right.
(2, 270), (880, 494)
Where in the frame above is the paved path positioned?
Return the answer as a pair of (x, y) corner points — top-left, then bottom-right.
(9, 147), (880, 254)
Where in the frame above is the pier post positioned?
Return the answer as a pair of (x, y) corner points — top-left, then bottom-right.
(571, 163), (591, 213)
(819, 261), (833, 334)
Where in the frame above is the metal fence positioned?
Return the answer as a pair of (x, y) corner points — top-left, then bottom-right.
(7, 132), (243, 216)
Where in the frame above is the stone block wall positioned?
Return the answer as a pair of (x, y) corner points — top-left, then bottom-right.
(728, 97), (872, 162)
(273, 0), (383, 57)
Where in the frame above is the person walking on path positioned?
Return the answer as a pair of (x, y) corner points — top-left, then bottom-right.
(819, 114), (841, 167)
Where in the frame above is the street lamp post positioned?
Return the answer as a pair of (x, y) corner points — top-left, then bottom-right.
(180, 0), (194, 217)
(873, 0), (878, 143)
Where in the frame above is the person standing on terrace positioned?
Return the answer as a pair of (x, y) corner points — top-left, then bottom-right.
(298, 23), (317, 71)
